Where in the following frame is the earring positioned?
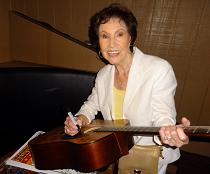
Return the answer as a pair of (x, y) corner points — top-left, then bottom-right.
(98, 51), (104, 59)
(129, 42), (136, 53)
(129, 41), (136, 48)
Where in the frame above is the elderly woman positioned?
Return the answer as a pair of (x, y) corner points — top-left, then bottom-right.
(64, 3), (190, 174)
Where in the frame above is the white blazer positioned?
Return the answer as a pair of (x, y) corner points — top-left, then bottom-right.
(77, 47), (180, 164)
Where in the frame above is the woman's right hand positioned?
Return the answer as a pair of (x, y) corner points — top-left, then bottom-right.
(64, 116), (82, 136)
(64, 115), (89, 136)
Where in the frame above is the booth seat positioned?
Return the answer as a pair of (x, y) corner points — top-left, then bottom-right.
(0, 66), (97, 157)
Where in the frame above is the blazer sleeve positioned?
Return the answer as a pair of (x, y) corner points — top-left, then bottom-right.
(75, 74), (100, 122)
(151, 61), (177, 126)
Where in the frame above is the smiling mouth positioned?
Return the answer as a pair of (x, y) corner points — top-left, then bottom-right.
(107, 50), (120, 57)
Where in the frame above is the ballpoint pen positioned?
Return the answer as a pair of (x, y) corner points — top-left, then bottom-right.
(68, 111), (80, 131)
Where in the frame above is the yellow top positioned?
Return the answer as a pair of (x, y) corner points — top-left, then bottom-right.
(113, 87), (125, 119)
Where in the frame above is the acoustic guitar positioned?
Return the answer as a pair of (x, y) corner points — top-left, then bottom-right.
(28, 119), (210, 173)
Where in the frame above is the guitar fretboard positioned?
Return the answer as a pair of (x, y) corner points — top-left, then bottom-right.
(95, 126), (210, 136)
(184, 126), (210, 134)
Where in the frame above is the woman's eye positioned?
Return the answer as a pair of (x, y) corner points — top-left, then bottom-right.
(103, 35), (108, 39)
(101, 34), (108, 39)
(116, 32), (124, 37)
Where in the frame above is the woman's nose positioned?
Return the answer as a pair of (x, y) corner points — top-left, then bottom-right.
(109, 37), (116, 47)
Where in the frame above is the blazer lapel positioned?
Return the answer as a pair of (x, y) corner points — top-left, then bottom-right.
(103, 65), (115, 120)
(123, 48), (146, 115)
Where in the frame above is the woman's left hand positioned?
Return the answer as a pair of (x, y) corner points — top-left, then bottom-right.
(159, 117), (190, 147)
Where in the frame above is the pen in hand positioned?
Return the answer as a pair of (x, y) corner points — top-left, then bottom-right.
(68, 112), (81, 131)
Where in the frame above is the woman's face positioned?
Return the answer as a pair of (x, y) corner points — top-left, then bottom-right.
(98, 17), (131, 66)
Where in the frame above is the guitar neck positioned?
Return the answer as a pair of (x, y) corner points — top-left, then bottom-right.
(95, 126), (210, 137)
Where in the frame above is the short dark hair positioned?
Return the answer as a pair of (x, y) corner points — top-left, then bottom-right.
(88, 3), (137, 54)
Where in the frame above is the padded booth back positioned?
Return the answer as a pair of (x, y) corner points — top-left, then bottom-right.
(0, 67), (96, 156)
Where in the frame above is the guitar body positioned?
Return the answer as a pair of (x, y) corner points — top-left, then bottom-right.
(28, 119), (134, 172)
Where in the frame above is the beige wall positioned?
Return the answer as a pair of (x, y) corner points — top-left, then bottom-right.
(7, 0), (210, 157)
(0, 0), (11, 62)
